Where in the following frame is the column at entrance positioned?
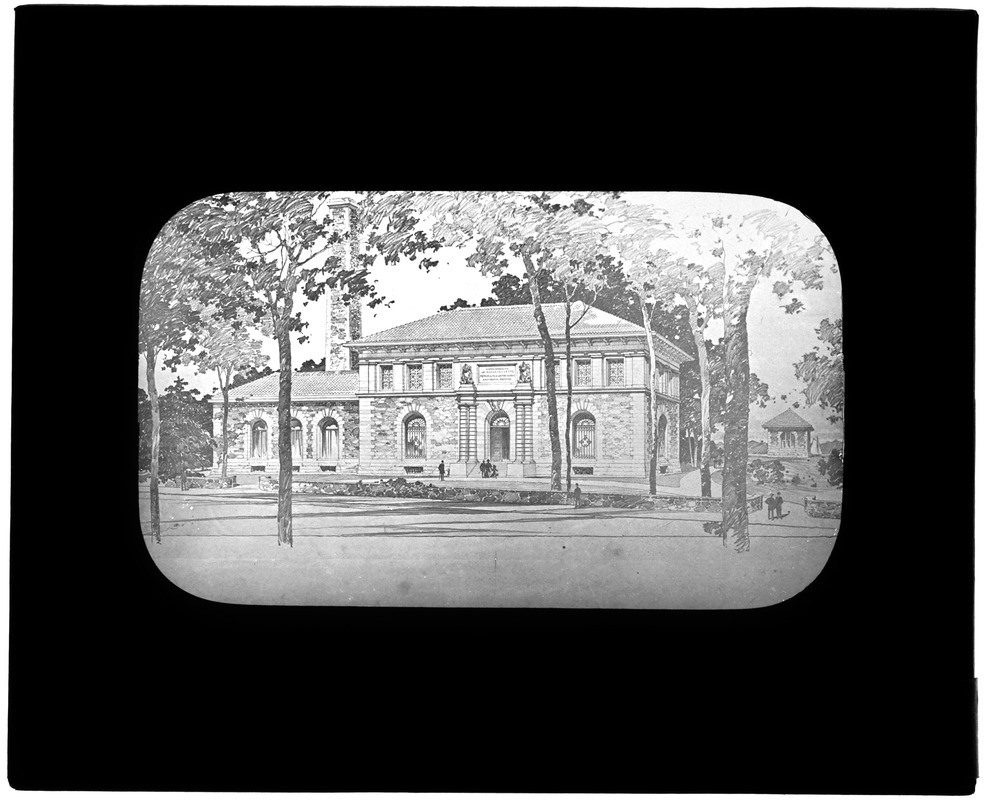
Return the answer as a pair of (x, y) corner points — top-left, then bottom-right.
(510, 391), (536, 477)
(457, 382), (479, 473)
(468, 405), (478, 461)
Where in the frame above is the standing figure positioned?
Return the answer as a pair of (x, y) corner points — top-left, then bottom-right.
(766, 492), (776, 520)
(573, 482), (583, 509)
(775, 492), (785, 520)
(438, 460), (446, 482)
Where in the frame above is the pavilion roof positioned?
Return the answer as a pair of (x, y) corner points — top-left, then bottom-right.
(762, 408), (815, 431)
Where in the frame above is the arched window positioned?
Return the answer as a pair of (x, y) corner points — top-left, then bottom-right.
(290, 418), (303, 460)
(573, 413), (596, 459)
(250, 420), (268, 459)
(405, 414), (426, 460)
(319, 417), (339, 460)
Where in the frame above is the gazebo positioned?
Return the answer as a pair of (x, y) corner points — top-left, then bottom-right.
(763, 409), (814, 458)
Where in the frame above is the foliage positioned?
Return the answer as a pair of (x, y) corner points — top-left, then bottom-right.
(297, 357), (326, 372)
(367, 191), (613, 491)
(230, 365), (274, 389)
(138, 378), (214, 479)
(794, 317), (844, 424)
(159, 192), (390, 546)
(825, 449), (844, 487)
(181, 304), (270, 393)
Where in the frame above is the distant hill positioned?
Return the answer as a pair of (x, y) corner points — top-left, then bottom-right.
(819, 440), (844, 455)
(749, 440), (770, 455)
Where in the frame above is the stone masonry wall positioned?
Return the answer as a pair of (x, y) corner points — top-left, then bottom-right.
(257, 475), (765, 515)
(600, 394), (635, 461)
(214, 400), (358, 469)
(805, 498), (842, 519)
(368, 395), (458, 462)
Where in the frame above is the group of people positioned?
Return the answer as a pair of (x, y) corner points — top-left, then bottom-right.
(436, 459), (501, 480)
(766, 492), (785, 520)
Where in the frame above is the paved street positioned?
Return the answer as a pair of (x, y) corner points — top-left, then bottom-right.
(139, 486), (839, 609)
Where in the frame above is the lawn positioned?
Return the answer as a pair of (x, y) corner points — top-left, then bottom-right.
(139, 485), (839, 610)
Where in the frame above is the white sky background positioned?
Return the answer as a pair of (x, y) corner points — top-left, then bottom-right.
(138, 191), (844, 441)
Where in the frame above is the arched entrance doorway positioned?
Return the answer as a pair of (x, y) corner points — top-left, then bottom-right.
(489, 412), (510, 462)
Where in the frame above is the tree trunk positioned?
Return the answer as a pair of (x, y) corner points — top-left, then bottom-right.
(721, 297), (751, 552)
(220, 379), (230, 480)
(685, 298), (713, 498)
(639, 294), (661, 494)
(523, 254), (562, 490)
(145, 343), (162, 544)
(564, 299), (573, 493)
(275, 318), (293, 547)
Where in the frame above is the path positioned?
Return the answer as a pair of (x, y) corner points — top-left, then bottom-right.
(139, 487), (839, 609)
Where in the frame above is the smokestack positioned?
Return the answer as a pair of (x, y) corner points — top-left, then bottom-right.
(325, 198), (362, 372)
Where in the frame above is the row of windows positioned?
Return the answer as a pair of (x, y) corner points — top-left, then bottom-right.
(247, 418), (339, 460)
(379, 363), (453, 391)
(554, 358), (625, 387)
(373, 359), (675, 393)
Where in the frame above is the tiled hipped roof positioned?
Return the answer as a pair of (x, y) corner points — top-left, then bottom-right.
(762, 409), (815, 430)
(225, 371), (359, 402)
(352, 302), (650, 345)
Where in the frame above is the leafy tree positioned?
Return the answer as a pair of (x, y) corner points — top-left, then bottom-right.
(139, 204), (218, 542)
(794, 317), (844, 424)
(438, 298), (476, 312)
(694, 209), (833, 551)
(601, 198), (704, 493)
(188, 192), (383, 546)
(366, 191), (607, 491)
(456, 254), (702, 476)
(138, 379), (214, 480)
(230, 364), (274, 389)
(137, 388), (152, 470)
(181, 303), (270, 478)
(297, 357), (326, 371)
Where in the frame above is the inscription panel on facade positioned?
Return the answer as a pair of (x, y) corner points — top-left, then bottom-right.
(478, 363), (516, 385)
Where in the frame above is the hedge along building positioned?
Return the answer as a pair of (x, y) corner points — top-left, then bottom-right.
(211, 200), (691, 478)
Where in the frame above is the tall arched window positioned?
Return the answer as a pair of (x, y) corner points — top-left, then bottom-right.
(573, 413), (596, 459)
(405, 414), (426, 460)
(250, 420), (268, 459)
(319, 417), (339, 459)
(290, 418), (303, 460)
(657, 414), (668, 460)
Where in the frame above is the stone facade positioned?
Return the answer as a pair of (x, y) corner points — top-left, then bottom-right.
(215, 302), (691, 479)
(215, 400), (359, 474)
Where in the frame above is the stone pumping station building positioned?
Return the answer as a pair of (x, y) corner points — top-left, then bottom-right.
(210, 200), (691, 479)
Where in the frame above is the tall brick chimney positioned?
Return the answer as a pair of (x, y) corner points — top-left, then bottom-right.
(325, 198), (362, 372)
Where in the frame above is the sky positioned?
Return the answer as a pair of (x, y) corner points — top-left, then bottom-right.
(138, 191), (844, 442)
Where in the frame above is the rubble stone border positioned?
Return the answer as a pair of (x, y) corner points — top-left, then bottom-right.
(255, 476), (764, 514)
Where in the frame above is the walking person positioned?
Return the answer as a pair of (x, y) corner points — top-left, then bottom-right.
(775, 492), (785, 520)
(766, 492), (776, 520)
(573, 482), (582, 509)
(438, 460), (446, 482)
